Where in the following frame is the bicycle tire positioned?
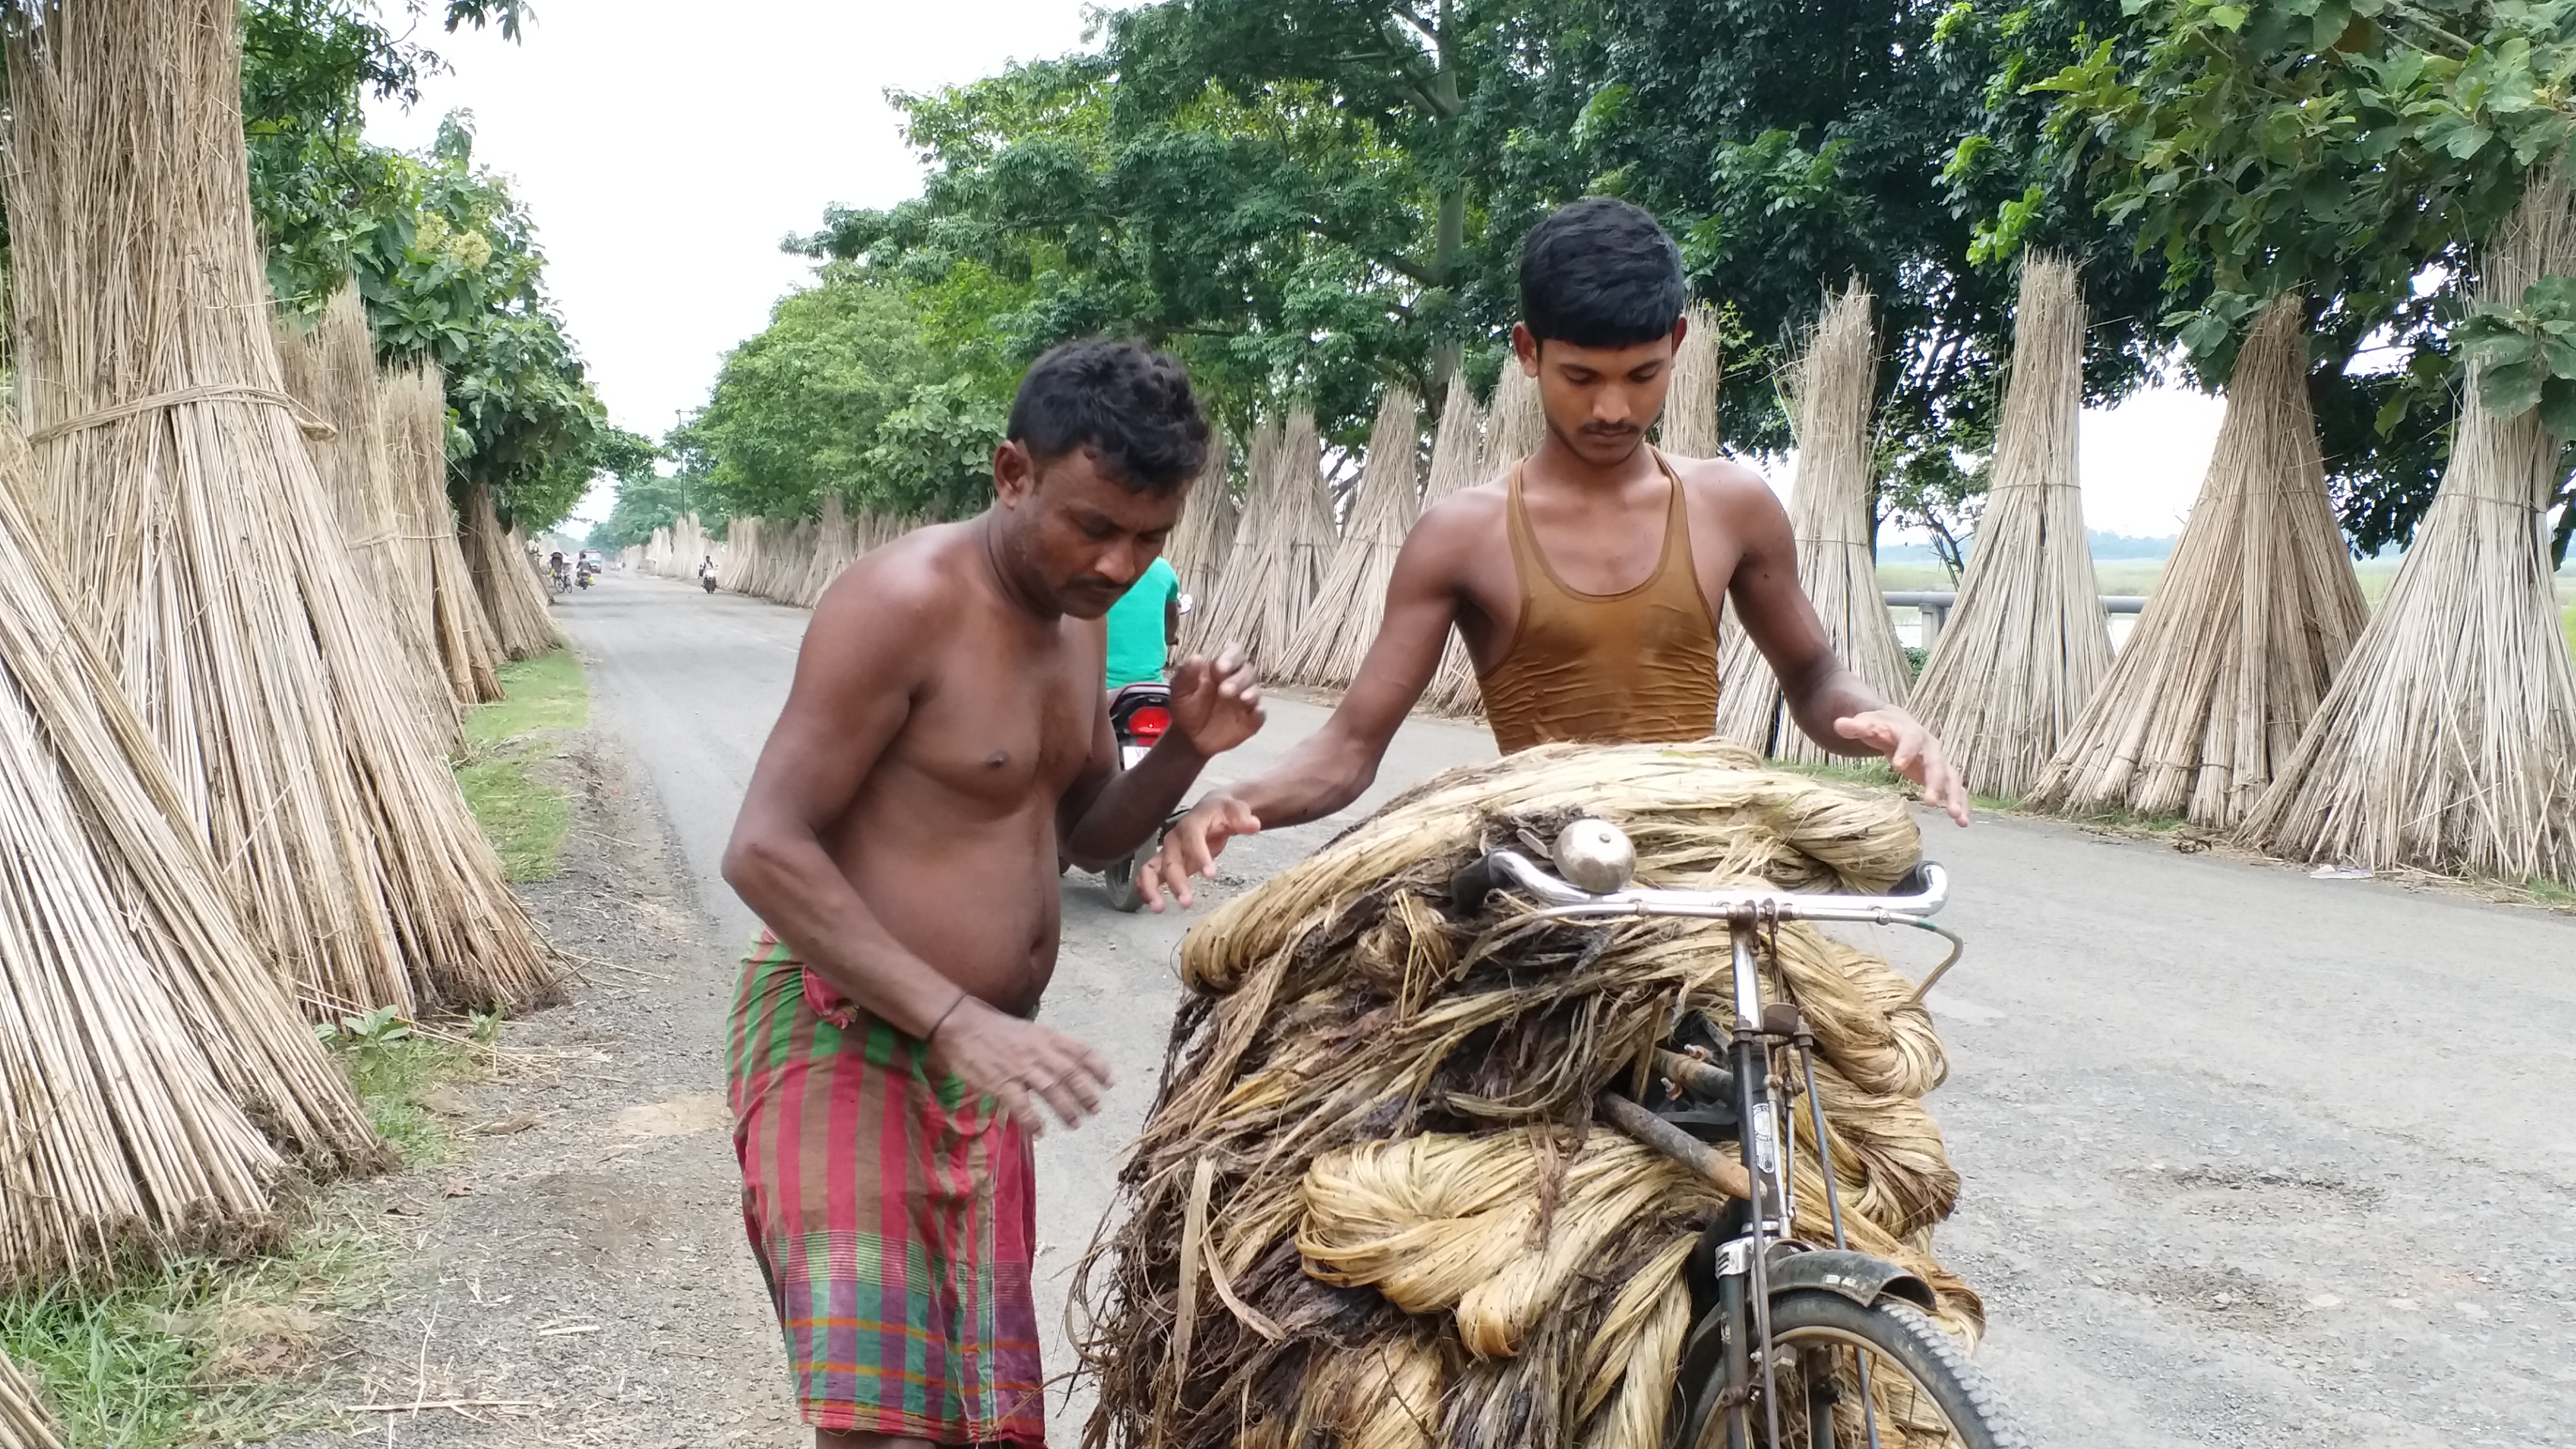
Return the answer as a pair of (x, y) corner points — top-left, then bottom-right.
(1726, 1290), (2026, 1449)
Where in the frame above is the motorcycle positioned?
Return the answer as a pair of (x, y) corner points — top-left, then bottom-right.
(1095, 681), (1175, 912)
(576, 560), (597, 590)
(700, 567), (718, 594)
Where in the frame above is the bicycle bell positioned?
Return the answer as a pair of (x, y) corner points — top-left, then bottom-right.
(1550, 817), (1636, 894)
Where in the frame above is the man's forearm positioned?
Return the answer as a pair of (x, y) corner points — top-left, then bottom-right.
(723, 830), (968, 1035)
(1205, 731), (1374, 832)
(1060, 735), (1212, 865)
(1782, 664), (1898, 756)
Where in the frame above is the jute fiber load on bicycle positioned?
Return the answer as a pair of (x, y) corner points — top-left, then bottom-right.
(1076, 740), (1983, 1449)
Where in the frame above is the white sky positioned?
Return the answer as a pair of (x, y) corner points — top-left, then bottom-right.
(364, 1), (2223, 536)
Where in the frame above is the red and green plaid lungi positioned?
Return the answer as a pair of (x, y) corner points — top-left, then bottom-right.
(728, 932), (1046, 1445)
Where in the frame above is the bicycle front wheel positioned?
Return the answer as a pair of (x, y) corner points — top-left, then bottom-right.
(1745, 1289), (2025, 1449)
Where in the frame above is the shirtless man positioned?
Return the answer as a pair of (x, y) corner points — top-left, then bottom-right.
(1142, 197), (1967, 911)
(721, 340), (1262, 1448)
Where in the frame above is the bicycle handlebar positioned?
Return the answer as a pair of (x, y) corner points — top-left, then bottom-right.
(1451, 847), (1949, 926)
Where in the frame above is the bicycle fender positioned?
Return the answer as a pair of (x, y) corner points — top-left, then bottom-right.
(1766, 1248), (1936, 1313)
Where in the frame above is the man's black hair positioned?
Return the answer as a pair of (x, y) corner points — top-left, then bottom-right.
(1007, 340), (1211, 494)
(1518, 197), (1688, 350)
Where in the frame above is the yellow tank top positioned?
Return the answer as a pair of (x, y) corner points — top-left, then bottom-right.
(1475, 451), (1723, 754)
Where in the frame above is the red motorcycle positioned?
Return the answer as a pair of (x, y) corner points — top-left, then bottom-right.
(1095, 681), (1175, 911)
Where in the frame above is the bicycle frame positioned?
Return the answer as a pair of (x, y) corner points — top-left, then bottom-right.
(1470, 844), (1955, 1448)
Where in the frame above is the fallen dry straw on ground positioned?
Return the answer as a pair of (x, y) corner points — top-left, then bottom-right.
(0, 1353), (58, 1449)
(1076, 741), (1978, 1449)
(2029, 295), (2365, 827)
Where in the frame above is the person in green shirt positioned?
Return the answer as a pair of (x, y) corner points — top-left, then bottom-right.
(1103, 555), (1181, 688)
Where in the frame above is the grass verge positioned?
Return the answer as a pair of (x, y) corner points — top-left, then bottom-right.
(0, 1008), (495, 1449)
(456, 647), (590, 881)
(0, 1225), (390, 1449)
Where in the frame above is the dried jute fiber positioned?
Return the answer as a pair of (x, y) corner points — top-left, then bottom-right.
(1074, 740), (1981, 1449)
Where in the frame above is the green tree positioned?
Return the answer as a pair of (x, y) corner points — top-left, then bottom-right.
(239, 1), (609, 532)
(2023, 0), (2576, 558)
(679, 268), (1006, 522)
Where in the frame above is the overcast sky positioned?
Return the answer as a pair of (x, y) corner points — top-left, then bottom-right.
(365, 1), (2222, 535)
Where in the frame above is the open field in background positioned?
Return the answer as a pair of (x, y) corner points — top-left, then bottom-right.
(1879, 559), (2576, 655)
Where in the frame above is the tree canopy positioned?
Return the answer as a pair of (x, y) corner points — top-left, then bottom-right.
(2026, 0), (2576, 559)
(242, 0), (615, 532)
(633, 0), (2576, 563)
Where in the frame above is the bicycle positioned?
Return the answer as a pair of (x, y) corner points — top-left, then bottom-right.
(1452, 820), (2023, 1449)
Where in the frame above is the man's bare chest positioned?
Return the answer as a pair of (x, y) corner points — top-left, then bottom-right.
(888, 633), (1099, 812)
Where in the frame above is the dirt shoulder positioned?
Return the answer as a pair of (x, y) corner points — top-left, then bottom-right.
(273, 727), (800, 1449)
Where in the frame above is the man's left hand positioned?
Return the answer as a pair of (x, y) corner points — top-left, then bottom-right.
(1169, 642), (1265, 755)
(1835, 708), (1971, 826)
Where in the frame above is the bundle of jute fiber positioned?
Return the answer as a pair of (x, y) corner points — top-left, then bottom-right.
(1187, 418), (1278, 655)
(1656, 304), (1726, 457)
(1195, 410), (1332, 665)
(2, 0), (557, 1015)
(1716, 282), (1914, 760)
(1906, 253), (2112, 799)
(2029, 295), (2365, 827)
(789, 494), (863, 606)
(0, 415), (382, 1286)
(274, 285), (457, 737)
(1279, 389), (1421, 689)
(1418, 375), (1487, 718)
(1075, 740), (1981, 1449)
(460, 483), (561, 658)
(2243, 173), (2576, 882)
(0, 1353), (59, 1449)
(382, 361), (504, 704)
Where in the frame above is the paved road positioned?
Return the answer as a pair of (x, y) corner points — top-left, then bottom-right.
(565, 569), (2576, 1447)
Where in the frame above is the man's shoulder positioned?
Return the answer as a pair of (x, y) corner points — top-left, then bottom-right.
(1416, 480), (1509, 535)
(1663, 451), (1787, 519)
(814, 520), (972, 625)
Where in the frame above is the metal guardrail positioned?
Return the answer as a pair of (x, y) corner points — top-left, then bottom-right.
(1883, 591), (2146, 652)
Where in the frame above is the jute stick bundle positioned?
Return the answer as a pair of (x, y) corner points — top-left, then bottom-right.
(2242, 173), (2576, 881)
(1194, 410), (1329, 665)
(3, 0), (556, 1013)
(275, 285), (457, 737)
(0, 1352), (60, 1449)
(1657, 304), (1725, 457)
(1480, 363), (1545, 477)
(0, 414), (382, 1287)
(2029, 295), (2366, 826)
(1906, 253), (2111, 798)
(461, 484), (561, 659)
(1278, 389), (1420, 688)
(1076, 742), (1980, 1449)
(381, 361), (503, 703)
(1182, 417), (1276, 656)
(1426, 363), (1542, 715)
(1166, 441), (1238, 609)
(1419, 375), (1488, 718)
(1717, 282), (1912, 760)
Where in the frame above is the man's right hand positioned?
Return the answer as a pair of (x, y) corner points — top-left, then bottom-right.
(925, 998), (1114, 1135)
(1138, 793), (1262, 912)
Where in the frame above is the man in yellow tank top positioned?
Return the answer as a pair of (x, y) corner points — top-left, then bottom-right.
(1140, 198), (1967, 910)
